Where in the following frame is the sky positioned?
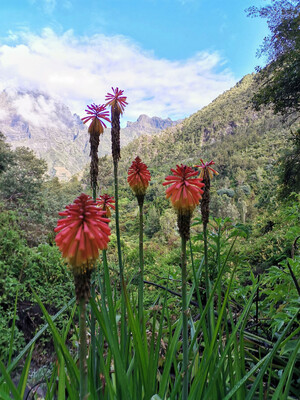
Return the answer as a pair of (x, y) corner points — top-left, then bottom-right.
(0, 0), (270, 124)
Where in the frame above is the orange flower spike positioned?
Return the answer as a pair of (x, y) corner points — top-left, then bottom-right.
(128, 156), (151, 196)
(195, 159), (219, 180)
(54, 193), (111, 269)
(96, 194), (115, 218)
(194, 159), (218, 227)
(163, 165), (205, 212)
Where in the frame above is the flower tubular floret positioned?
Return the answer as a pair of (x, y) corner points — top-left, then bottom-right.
(55, 193), (111, 269)
(163, 164), (205, 212)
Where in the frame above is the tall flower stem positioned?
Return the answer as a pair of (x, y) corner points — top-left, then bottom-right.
(79, 298), (88, 400)
(195, 159), (218, 306)
(203, 222), (212, 341)
(105, 87), (128, 355)
(102, 250), (107, 297)
(138, 200), (144, 326)
(203, 222), (209, 303)
(97, 194), (115, 299)
(113, 159), (124, 284)
(90, 282), (96, 390)
(92, 186), (97, 202)
(113, 158), (127, 352)
(82, 103), (111, 393)
(90, 185), (98, 390)
(181, 235), (189, 400)
(127, 156), (150, 329)
(162, 165), (204, 399)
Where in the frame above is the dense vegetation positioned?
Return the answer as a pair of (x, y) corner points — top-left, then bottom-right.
(0, 70), (299, 397)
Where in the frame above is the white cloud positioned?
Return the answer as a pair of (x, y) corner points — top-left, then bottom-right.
(0, 109), (6, 121)
(0, 28), (236, 122)
(12, 93), (59, 128)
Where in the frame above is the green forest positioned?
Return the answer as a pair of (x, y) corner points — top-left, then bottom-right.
(0, 1), (299, 399)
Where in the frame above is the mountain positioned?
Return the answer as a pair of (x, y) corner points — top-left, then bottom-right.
(0, 89), (179, 180)
(125, 114), (179, 132)
(97, 74), (298, 222)
(109, 73), (297, 172)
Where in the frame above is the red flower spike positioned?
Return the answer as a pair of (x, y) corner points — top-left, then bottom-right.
(195, 159), (219, 180)
(96, 194), (115, 218)
(54, 193), (111, 268)
(81, 104), (111, 135)
(105, 87), (128, 114)
(127, 156), (151, 196)
(163, 164), (205, 212)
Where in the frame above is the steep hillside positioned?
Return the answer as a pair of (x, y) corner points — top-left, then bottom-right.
(0, 89), (178, 179)
(96, 74), (298, 223)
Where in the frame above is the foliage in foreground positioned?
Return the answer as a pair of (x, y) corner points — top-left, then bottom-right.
(0, 212), (299, 399)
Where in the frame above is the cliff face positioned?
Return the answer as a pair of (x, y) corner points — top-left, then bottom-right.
(0, 89), (179, 180)
(0, 89), (88, 180)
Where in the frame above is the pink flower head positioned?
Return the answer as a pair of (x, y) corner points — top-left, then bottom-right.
(105, 87), (128, 114)
(81, 104), (111, 135)
(97, 194), (115, 218)
(54, 193), (111, 269)
(195, 159), (219, 180)
(127, 156), (151, 196)
(163, 165), (205, 212)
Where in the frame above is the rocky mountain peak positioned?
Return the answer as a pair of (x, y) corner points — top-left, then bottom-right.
(127, 114), (178, 131)
(0, 89), (179, 180)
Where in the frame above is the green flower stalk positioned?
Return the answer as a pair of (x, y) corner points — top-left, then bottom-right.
(105, 87), (128, 283)
(128, 156), (151, 325)
(105, 87), (128, 352)
(163, 165), (204, 399)
(97, 194), (115, 295)
(82, 104), (111, 387)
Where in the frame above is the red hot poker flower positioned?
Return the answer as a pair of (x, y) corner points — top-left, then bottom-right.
(163, 165), (205, 212)
(105, 87), (128, 114)
(195, 159), (219, 180)
(81, 103), (111, 135)
(195, 160), (218, 227)
(54, 193), (111, 269)
(128, 156), (151, 196)
(97, 194), (115, 218)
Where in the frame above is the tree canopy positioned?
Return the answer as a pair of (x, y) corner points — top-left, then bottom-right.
(0, 132), (13, 174)
(247, 0), (300, 115)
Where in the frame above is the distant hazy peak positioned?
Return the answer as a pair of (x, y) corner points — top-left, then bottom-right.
(0, 88), (178, 180)
(126, 114), (179, 130)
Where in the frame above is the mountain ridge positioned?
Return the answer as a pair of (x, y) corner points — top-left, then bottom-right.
(0, 89), (179, 180)
(96, 73), (297, 217)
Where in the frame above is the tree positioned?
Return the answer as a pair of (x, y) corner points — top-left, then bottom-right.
(247, 1), (300, 115)
(0, 147), (47, 204)
(145, 205), (161, 238)
(0, 133), (13, 174)
(279, 129), (300, 196)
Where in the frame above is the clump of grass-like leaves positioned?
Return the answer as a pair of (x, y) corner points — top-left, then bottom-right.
(1, 216), (299, 399)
